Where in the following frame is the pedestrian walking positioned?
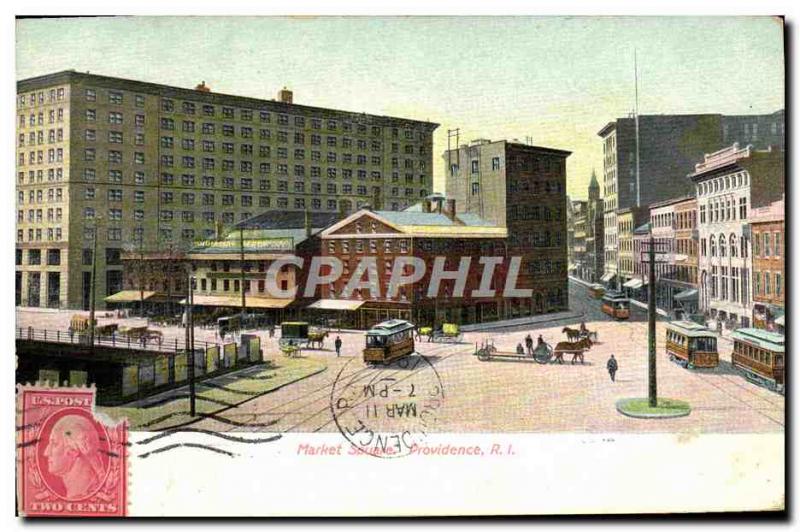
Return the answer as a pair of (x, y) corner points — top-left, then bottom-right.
(606, 354), (618, 382)
(334, 335), (342, 357)
(524, 334), (534, 356)
(268, 324), (275, 339)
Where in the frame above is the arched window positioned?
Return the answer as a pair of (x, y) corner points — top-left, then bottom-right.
(729, 234), (737, 257)
(719, 234), (726, 257)
(710, 235), (716, 257)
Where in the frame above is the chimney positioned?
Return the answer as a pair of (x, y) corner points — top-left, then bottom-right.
(446, 198), (457, 220)
(195, 81), (211, 93)
(278, 87), (293, 104)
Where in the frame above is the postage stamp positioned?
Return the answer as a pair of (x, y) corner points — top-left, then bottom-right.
(16, 385), (128, 517)
(330, 354), (445, 458)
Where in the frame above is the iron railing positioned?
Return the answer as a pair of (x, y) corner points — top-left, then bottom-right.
(16, 326), (217, 353)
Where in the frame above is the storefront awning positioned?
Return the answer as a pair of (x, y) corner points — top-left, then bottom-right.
(105, 290), (157, 303)
(623, 279), (643, 289)
(673, 254), (689, 262)
(600, 272), (616, 283)
(180, 295), (294, 309)
(306, 299), (365, 311)
(674, 289), (699, 301)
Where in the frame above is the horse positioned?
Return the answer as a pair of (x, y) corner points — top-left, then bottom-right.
(562, 326), (582, 342)
(553, 337), (593, 364)
(305, 330), (329, 349)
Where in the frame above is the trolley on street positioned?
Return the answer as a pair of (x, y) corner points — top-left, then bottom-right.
(589, 284), (606, 299)
(665, 320), (718, 369)
(363, 319), (416, 365)
(731, 328), (785, 393)
(601, 291), (630, 320)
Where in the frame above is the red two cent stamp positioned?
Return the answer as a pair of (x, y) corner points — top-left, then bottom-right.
(16, 385), (128, 517)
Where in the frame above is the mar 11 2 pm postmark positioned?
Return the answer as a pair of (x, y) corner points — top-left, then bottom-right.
(16, 384), (128, 517)
(329, 353), (445, 458)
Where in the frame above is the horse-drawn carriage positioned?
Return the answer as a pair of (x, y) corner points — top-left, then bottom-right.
(562, 325), (598, 343)
(427, 323), (464, 343)
(475, 336), (593, 364)
(118, 325), (163, 347)
(278, 321), (329, 351)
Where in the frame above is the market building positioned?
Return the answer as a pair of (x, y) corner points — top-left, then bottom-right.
(318, 199), (517, 328)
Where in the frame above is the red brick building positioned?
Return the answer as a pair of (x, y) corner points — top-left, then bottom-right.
(316, 200), (526, 328)
(750, 197), (784, 331)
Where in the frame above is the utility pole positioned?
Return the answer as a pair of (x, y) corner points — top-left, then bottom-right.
(88, 219), (99, 352)
(647, 231), (657, 407)
(239, 225), (246, 325)
(138, 231), (145, 319)
(634, 49), (641, 209)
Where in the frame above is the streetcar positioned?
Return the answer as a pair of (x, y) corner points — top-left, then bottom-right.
(363, 319), (416, 365)
(665, 320), (718, 369)
(601, 291), (630, 320)
(730, 328), (785, 393)
(589, 284), (606, 299)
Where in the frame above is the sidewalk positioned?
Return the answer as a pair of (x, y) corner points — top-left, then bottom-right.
(460, 309), (583, 332)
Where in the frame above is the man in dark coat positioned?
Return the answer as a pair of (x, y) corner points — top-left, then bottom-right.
(607, 354), (618, 382)
(524, 334), (534, 356)
(334, 336), (342, 357)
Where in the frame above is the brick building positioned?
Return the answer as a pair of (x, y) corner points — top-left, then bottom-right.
(750, 197), (784, 331)
(317, 201), (523, 328)
(443, 139), (571, 314)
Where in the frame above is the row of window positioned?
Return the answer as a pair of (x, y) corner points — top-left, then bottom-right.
(18, 88), (66, 107)
(752, 230), (783, 258)
(18, 128), (64, 146)
(697, 172), (749, 197)
(18, 208), (64, 223)
(18, 149), (64, 166)
(15, 248), (62, 266)
(18, 109), (64, 128)
(16, 227), (63, 242)
(753, 271), (783, 298)
(699, 197), (747, 224)
(18, 188), (63, 204)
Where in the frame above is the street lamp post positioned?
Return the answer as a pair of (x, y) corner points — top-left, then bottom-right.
(647, 232), (657, 407)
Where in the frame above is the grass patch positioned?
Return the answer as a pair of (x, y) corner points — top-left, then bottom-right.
(616, 397), (691, 419)
(98, 357), (326, 430)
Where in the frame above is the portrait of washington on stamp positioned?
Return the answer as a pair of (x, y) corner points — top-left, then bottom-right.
(11, 12), (786, 517)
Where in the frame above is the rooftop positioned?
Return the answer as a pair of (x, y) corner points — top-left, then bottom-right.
(17, 70), (439, 130)
(730, 328), (785, 352)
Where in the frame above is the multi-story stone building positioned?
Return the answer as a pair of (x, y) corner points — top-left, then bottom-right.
(691, 143), (784, 329)
(750, 197), (784, 331)
(648, 197), (694, 313)
(444, 139), (571, 313)
(584, 170), (604, 283)
(597, 110), (784, 286)
(632, 222), (651, 300)
(15, 70), (438, 310)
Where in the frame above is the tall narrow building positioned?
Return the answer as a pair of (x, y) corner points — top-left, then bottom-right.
(444, 139), (571, 317)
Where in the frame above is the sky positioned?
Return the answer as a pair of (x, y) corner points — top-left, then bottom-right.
(16, 16), (784, 199)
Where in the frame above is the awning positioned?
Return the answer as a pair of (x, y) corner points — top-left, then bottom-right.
(105, 290), (157, 303)
(306, 299), (365, 311)
(600, 272), (616, 283)
(673, 254), (689, 262)
(674, 289), (699, 301)
(775, 315), (785, 327)
(623, 279), (643, 289)
(180, 295), (294, 309)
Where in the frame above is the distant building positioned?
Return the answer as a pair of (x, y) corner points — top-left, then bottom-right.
(672, 197), (700, 316)
(570, 200), (589, 280)
(648, 197), (694, 313)
(749, 197), (784, 331)
(444, 139), (572, 314)
(584, 170), (604, 282)
(597, 110), (784, 286)
(690, 143), (784, 329)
